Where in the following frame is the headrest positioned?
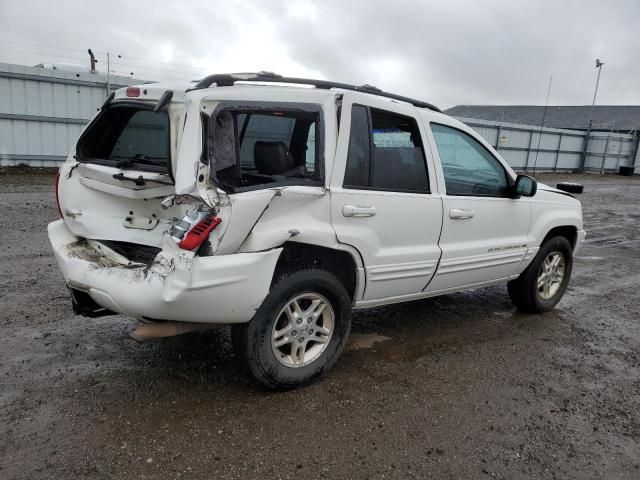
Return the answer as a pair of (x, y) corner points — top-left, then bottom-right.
(254, 141), (294, 175)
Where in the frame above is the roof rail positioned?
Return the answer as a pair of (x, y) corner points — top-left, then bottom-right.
(188, 71), (441, 112)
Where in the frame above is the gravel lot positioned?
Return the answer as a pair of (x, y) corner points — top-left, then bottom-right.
(1, 170), (639, 479)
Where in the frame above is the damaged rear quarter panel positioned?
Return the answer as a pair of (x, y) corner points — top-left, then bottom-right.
(211, 189), (278, 255)
(238, 186), (337, 253)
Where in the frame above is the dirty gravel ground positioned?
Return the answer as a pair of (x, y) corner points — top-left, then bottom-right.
(1, 171), (639, 479)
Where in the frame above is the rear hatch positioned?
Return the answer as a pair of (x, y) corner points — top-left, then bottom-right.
(57, 94), (185, 261)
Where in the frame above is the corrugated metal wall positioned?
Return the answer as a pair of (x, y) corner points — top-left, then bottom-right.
(457, 117), (640, 172)
(1, 61), (638, 173)
(0, 62), (140, 167)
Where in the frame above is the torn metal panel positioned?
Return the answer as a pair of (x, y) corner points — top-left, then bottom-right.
(49, 219), (283, 324)
(238, 186), (335, 252)
(212, 189), (277, 255)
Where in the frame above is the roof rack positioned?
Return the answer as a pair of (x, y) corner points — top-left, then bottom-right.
(188, 71), (441, 112)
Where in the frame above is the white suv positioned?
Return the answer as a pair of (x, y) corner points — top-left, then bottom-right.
(48, 73), (586, 388)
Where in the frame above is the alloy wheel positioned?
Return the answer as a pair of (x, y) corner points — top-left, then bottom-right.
(537, 251), (566, 300)
(271, 293), (335, 367)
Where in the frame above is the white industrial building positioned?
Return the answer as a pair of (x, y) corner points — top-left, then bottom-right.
(0, 62), (140, 167)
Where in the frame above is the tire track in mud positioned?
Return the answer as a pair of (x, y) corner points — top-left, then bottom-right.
(1, 171), (640, 479)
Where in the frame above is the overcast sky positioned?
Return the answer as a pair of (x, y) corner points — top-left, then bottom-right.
(1, 0), (638, 109)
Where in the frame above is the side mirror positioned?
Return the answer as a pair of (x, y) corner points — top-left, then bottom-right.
(513, 174), (537, 197)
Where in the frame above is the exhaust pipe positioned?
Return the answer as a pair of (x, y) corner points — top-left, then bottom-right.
(129, 321), (207, 342)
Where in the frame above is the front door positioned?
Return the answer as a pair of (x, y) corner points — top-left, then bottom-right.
(330, 96), (443, 302)
(425, 122), (530, 293)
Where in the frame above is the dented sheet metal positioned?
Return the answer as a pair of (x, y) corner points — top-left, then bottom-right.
(64, 239), (176, 281)
(237, 185), (335, 253)
(49, 219), (283, 324)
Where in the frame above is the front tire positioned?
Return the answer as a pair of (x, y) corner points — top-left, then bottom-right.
(508, 236), (573, 313)
(235, 268), (352, 389)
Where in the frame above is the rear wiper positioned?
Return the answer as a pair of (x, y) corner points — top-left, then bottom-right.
(113, 173), (147, 186)
(115, 154), (166, 168)
(113, 172), (173, 186)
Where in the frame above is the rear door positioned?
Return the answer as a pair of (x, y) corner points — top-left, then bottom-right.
(424, 122), (530, 292)
(330, 95), (443, 302)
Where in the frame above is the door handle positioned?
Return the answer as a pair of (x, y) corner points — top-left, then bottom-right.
(449, 208), (475, 219)
(343, 205), (377, 217)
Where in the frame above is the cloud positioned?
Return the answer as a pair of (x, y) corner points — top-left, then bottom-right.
(1, 0), (638, 108)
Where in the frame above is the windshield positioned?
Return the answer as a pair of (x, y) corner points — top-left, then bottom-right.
(77, 103), (170, 173)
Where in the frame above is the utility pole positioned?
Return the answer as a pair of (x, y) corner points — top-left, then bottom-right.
(581, 59), (604, 170)
(88, 49), (97, 73)
(106, 52), (111, 95)
(532, 76), (553, 173)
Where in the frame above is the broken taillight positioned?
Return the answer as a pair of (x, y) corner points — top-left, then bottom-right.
(55, 171), (63, 218)
(173, 213), (221, 251)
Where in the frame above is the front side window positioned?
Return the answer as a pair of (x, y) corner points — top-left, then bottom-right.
(77, 105), (170, 173)
(431, 123), (508, 196)
(343, 105), (429, 193)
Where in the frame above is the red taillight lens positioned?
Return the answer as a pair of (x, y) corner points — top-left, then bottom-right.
(126, 87), (140, 97)
(178, 215), (222, 250)
(55, 171), (63, 218)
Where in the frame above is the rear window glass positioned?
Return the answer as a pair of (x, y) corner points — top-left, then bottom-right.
(77, 104), (170, 172)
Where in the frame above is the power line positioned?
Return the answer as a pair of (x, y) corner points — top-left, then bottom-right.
(0, 38), (90, 53)
(110, 60), (205, 76)
(0, 39), (208, 74)
(0, 48), (201, 82)
(111, 53), (209, 72)
(0, 48), (90, 63)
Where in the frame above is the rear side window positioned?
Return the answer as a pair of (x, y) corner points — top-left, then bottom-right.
(430, 123), (508, 196)
(77, 104), (170, 173)
(234, 113), (317, 174)
(207, 105), (322, 192)
(343, 105), (429, 193)
(237, 114), (294, 165)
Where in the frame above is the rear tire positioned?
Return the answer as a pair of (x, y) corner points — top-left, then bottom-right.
(508, 236), (573, 313)
(234, 268), (352, 389)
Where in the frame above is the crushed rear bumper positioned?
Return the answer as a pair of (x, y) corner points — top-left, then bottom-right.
(48, 219), (282, 324)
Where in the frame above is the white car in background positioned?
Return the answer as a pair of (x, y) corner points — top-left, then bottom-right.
(48, 73), (586, 388)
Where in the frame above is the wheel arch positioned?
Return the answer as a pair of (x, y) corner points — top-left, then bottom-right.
(541, 225), (578, 249)
(530, 192), (582, 251)
(272, 241), (364, 302)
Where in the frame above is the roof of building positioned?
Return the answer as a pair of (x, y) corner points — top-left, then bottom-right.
(444, 105), (640, 132)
